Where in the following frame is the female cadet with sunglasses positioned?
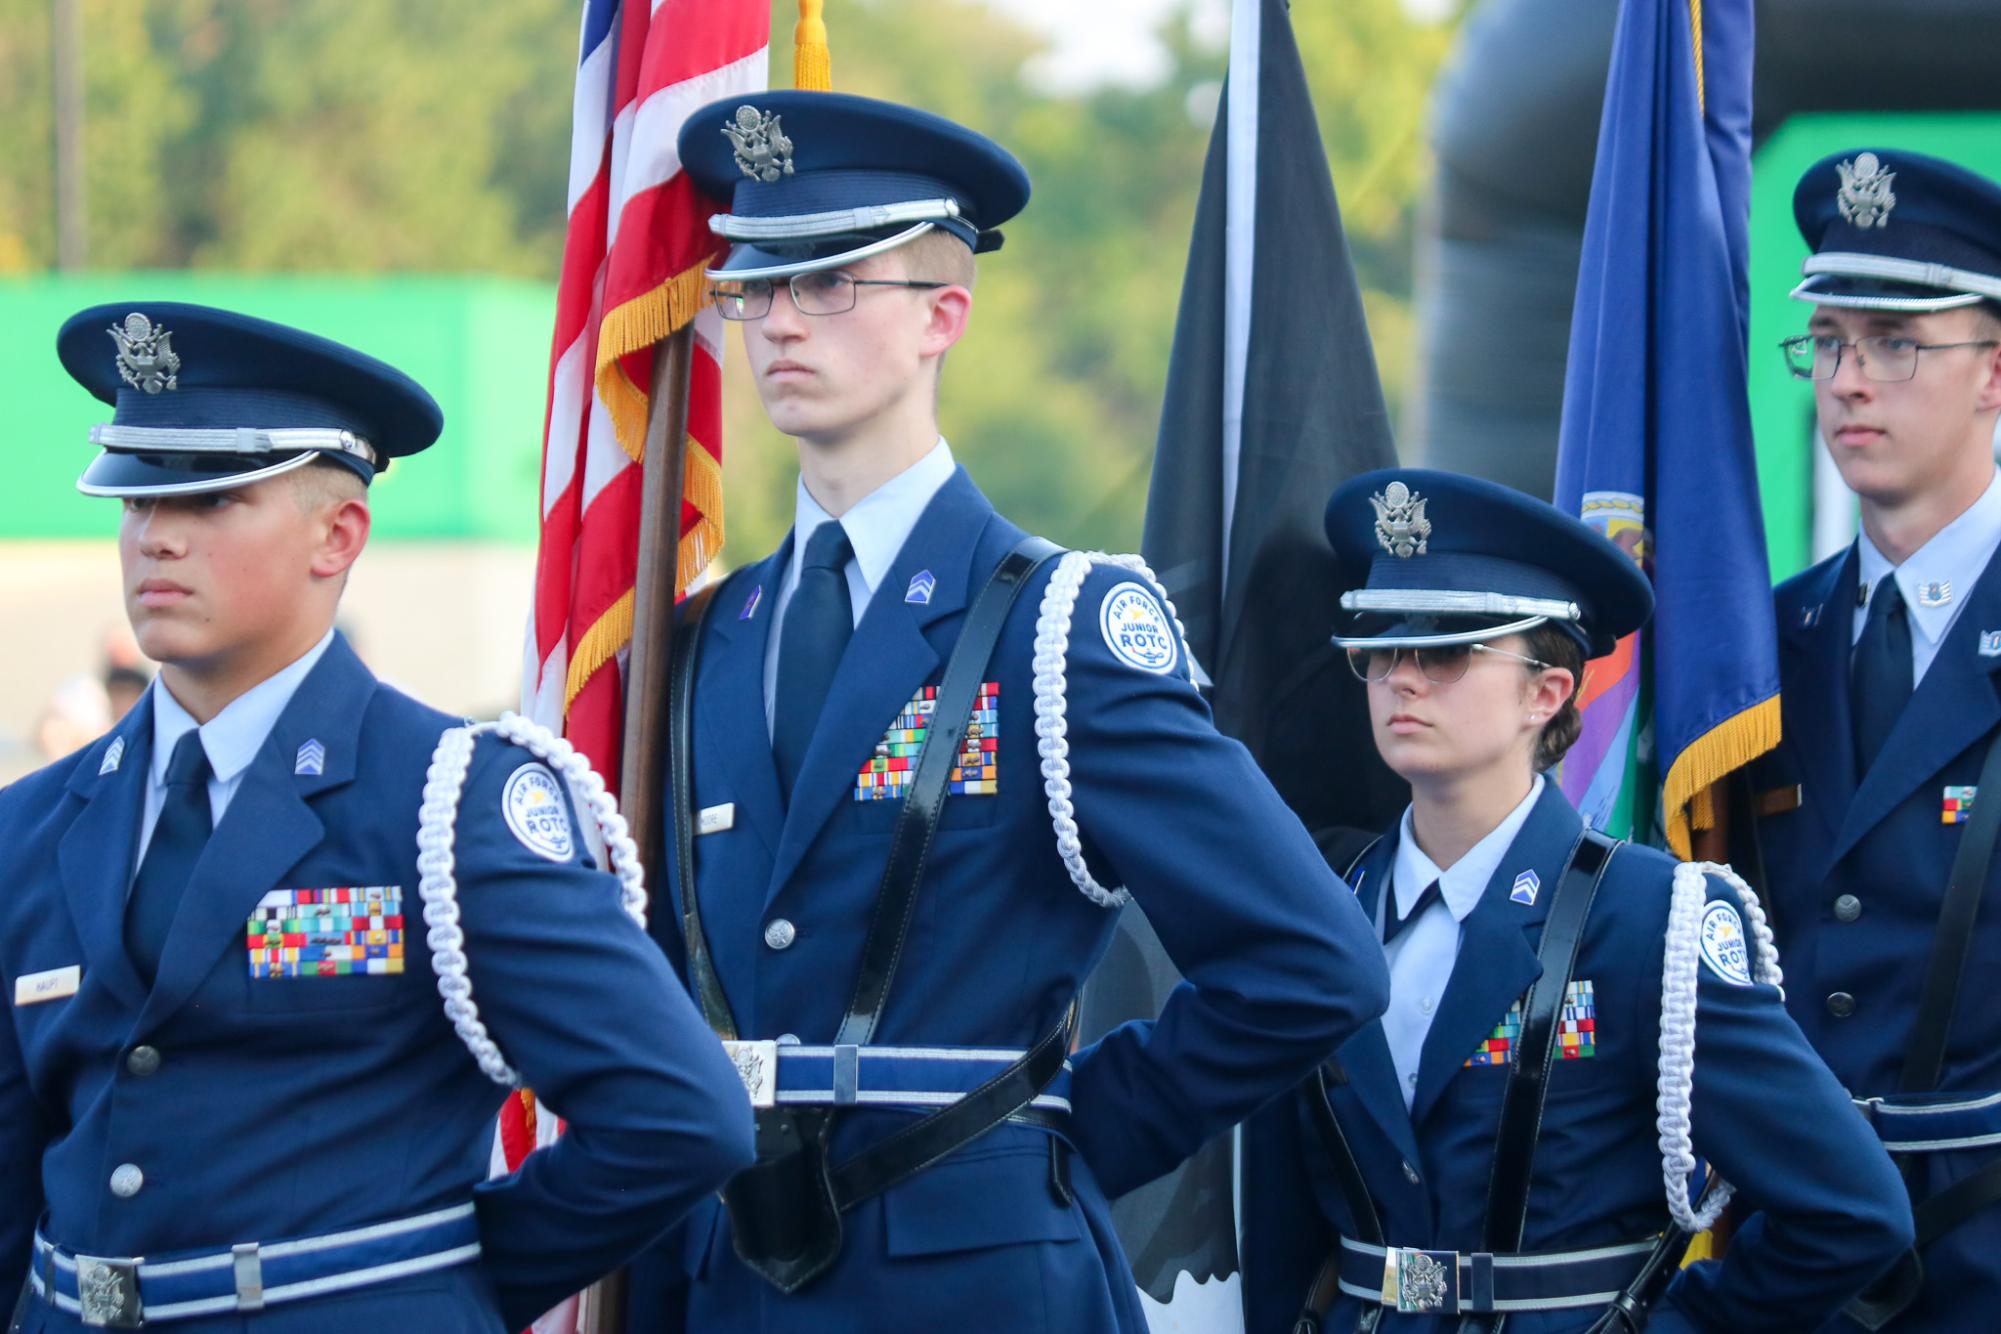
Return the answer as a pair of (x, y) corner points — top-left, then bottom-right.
(1241, 469), (1912, 1333)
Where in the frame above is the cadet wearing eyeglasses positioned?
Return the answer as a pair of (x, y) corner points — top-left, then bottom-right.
(1746, 149), (2001, 1331)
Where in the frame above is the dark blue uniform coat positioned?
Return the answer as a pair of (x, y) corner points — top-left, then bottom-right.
(1242, 781), (1912, 1334)
(626, 469), (1391, 1333)
(0, 636), (754, 1332)
(1755, 546), (2001, 1332)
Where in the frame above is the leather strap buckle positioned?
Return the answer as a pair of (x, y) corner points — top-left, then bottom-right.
(1381, 1247), (1458, 1314)
(75, 1254), (143, 1328)
(722, 1039), (779, 1109)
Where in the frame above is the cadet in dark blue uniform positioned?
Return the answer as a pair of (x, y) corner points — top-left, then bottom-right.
(0, 305), (753, 1331)
(1747, 150), (2001, 1331)
(1242, 469), (1911, 1332)
(622, 93), (1390, 1333)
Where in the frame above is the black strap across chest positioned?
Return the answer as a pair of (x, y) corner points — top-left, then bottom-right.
(1898, 723), (2001, 1096)
(1481, 828), (1618, 1257)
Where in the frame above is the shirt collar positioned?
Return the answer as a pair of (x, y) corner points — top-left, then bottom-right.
(791, 438), (956, 596)
(1856, 468), (2001, 645)
(1393, 775), (1546, 924)
(150, 630), (337, 786)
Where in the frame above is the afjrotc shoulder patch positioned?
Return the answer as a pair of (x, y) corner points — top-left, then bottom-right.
(1465, 979), (1596, 1066)
(247, 886), (405, 979)
(855, 682), (999, 800)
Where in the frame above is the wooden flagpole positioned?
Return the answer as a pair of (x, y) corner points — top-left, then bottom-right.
(577, 327), (693, 1334)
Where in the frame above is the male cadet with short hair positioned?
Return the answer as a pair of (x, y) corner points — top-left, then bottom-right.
(623, 92), (1391, 1332)
(1748, 150), (2001, 1330)
(0, 304), (754, 1331)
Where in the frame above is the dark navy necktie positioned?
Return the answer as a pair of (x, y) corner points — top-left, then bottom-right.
(1852, 574), (1913, 774)
(774, 520), (855, 803)
(1384, 879), (1442, 947)
(126, 730), (213, 985)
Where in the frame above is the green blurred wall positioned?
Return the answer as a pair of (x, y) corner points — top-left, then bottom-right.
(1750, 114), (2001, 579)
(0, 275), (556, 542)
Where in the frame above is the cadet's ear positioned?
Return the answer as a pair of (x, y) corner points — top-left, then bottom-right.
(311, 496), (371, 581)
(917, 284), (972, 360)
(1977, 337), (2001, 414)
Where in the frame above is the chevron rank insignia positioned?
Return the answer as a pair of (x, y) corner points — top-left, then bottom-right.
(1510, 869), (1540, 905)
(1467, 981), (1596, 1066)
(1981, 631), (2001, 657)
(856, 682), (999, 800)
(248, 886), (404, 979)
(294, 739), (326, 776)
(99, 737), (125, 775)
(905, 570), (936, 605)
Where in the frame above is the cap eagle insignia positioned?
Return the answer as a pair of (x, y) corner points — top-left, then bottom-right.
(1836, 152), (1897, 230)
(724, 105), (795, 184)
(108, 312), (180, 394)
(1371, 480), (1431, 559)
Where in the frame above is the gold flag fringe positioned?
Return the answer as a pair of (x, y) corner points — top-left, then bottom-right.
(1661, 693), (1781, 859)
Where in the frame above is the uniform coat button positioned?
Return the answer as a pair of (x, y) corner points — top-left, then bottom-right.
(763, 919), (797, 951)
(125, 1045), (162, 1078)
(1827, 991), (1857, 1019)
(1833, 894), (1862, 923)
(109, 1164), (144, 1198)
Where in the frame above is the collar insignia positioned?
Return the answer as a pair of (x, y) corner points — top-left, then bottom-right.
(295, 739), (326, 777)
(1370, 480), (1431, 559)
(905, 570), (936, 605)
(739, 584), (763, 620)
(1918, 579), (1951, 608)
(724, 106), (795, 184)
(1510, 869), (1540, 906)
(99, 736), (125, 776)
(1836, 152), (1897, 230)
(108, 312), (180, 394)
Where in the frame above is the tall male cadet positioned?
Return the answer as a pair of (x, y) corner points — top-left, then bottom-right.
(623, 93), (1390, 1332)
(1748, 150), (2001, 1330)
(0, 305), (752, 1331)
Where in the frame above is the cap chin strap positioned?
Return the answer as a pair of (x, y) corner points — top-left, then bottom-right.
(1794, 251), (2001, 308)
(711, 197), (961, 241)
(1330, 614), (1550, 651)
(75, 449), (319, 500)
(705, 222), (939, 281)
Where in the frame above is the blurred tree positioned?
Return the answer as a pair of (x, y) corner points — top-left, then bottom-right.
(0, 0), (1449, 557)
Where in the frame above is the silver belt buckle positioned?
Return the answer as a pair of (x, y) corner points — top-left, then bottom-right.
(1381, 1246), (1456, 1314)
(75, 1254), (142, 1328)
(721, 1039), (779, 1110)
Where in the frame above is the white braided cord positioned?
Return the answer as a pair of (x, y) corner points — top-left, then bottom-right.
(415, 712), (648, 1087)
(1030, 551), (1194, 910)
(1657, 860), (1783, 1231)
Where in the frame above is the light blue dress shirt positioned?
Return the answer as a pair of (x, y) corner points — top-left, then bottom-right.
(762, 438), (957, 734)
(135, 629), (336, 878)
(1854, 466), (2001, 684)
(1382, 775), (1545, 1109)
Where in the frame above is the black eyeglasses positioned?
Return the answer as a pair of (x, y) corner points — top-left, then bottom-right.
(709, 271), (947, 321)
(1780, 333), (2000, 383)
(1345, 642), (1553, 686)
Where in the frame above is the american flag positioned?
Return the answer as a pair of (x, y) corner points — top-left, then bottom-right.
(508, 3), (767, 1329)
(522, 0), (769, 776)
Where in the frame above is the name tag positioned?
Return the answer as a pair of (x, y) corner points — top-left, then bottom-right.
(15, 965), (80, 1006)
(697, 803), (736, 836)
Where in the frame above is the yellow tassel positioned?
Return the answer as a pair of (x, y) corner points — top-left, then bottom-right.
(563, 588), (635, 715)
(593, 260), (713, 464)
(1661, 694), (1782, 859)
(794, 0), (832, 91)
